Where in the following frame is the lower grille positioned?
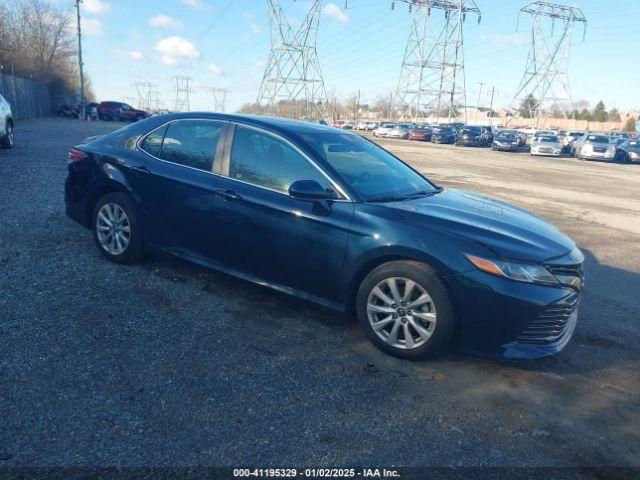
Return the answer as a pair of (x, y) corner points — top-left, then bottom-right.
(539, 147), (553, 153)
(517, 292), (579, 345)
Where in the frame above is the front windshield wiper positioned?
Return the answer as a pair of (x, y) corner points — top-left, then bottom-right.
(368, 187), (443, 203)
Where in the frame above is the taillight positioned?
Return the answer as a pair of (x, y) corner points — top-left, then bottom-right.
(68, 148), (88, 162)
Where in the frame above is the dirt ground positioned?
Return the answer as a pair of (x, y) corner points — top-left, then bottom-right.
(1, 119), (638, 470)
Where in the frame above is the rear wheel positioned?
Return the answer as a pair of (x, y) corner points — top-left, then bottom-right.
(356, 261), (456, 359)
(92, 192), (143, 264)
(1, 121), (14, 149)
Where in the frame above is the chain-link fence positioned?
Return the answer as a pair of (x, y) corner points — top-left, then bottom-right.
(0, 71), (51, 120)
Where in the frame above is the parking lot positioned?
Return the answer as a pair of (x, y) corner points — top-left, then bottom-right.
(1, 118), (639, 469)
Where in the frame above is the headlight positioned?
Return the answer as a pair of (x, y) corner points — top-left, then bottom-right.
(630, 151), (638, 159)
(465, 254), (558, 285)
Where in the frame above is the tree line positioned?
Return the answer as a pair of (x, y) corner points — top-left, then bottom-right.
(0, 0), (94, 104)
(518, 94), (636, 130)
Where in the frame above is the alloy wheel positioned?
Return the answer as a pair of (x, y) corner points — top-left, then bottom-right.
(366, 277), (437, 350)
(96, 203), (131, 255)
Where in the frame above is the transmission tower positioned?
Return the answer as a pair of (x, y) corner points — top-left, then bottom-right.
(173, 75), (193, 112)
(393, 0), (480, 122)
(510, 1), (586, 125)
(256, 0), (330, 121)
(133, 82), (159, 112)
(210, 87), (230, 113)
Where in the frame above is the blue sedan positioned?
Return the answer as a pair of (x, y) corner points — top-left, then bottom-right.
(65, 113), (584, 360)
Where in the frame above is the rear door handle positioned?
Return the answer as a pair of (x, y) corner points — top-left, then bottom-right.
(130, 165), (150, 176)
(215, 189), (241, 201)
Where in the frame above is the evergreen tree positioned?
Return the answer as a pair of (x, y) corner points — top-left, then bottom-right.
(518, 94), (539, 119)
(592, 101), (607, 122)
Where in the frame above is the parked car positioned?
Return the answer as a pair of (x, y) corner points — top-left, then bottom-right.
(479, 125), (494, 145)
(353, 121), (369, 131)
(65, 113), (584, 360)
(530, 135), (563, 157)
(98, 101), (149, 122)
(408, 127), (432, 142)
(0, 94), (14, 149)
(57, 104), (79, 118)
(574, 134), (616, 161)
(431, 126), (456, 144)
(613, 139), (640, 163)
(372, 122), (396, 137)
(491, 130), (520, 151)
(85, 102), (99, 121)
(333, 120), (346, 129)
(386, 125), (411, 139)
(455, 126), (484, 147)
(365, 122), (378, 131)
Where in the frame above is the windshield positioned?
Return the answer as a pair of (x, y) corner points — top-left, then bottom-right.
(537, 136), (558, 143)
(302, 133), (437, 201)
(586, 135), (609, 143)
(436, 128), (452, 134)
(496, 130), (516, 138)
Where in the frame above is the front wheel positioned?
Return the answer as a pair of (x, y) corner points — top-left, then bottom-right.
(92, 192), (143, 264)
(356, 261), (456, 359)
(1, 121), (14, 149)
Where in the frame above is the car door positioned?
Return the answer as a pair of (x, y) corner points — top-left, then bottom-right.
(210, 123), (354, 305)
(135, 118), (228, 260)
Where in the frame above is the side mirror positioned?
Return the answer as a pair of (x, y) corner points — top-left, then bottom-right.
(289, 180), (332, 200)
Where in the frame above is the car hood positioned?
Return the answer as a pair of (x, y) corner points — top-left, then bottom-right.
(495, 137), (517, 142)
(382, 188), (575, 262)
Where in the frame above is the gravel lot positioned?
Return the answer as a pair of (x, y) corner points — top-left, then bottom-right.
(1, 118), (639, 469)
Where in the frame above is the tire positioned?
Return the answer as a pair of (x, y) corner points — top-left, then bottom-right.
(356, 260), (456, 360)
(92, 192), (143, 264)
(1, 120), (14, 149)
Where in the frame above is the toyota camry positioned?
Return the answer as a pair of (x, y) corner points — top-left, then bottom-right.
(65, 113), (584, 360)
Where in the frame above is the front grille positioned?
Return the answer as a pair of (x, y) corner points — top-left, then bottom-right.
(517, 292), (579, 345)
(593, 146), (607, 153)
(539, 147), (553, 153)
(546, 263), (583, 278)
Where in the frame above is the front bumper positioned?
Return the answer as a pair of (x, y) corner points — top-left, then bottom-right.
(493, 143), (518, 151)
(531, 148), (561, 156)
(446, 269), (581, 359)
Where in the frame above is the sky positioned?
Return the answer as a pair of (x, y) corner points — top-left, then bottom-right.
(71, 0), (640, 113)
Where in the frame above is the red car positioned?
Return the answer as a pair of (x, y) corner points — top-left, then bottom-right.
(408, 127), (432, 141)
(98, 101), (149, 122)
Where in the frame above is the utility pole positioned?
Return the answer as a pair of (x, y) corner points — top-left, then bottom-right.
(489, 85), (495, 125)
(75, 0), (85, 119)
(475, 82), (484, 123)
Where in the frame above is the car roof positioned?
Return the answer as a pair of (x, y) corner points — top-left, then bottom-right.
(152, 112), (342, 135)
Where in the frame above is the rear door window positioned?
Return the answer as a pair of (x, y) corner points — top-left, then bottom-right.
(145, 120), (226, 172)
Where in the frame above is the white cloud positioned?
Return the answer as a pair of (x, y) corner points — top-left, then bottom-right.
(155, 36), (201, 66)
(249, 21), (261, 34)
(149, 14), (183, 28)
(208, 63), (223, 74)
(82, 18), (102, 36)
(82, 0), (111, 15)
(126, 50), (144, 61)
(322, 3), (348, 23)
(114, 48), (145, 61)
(180, 0), (213, 9)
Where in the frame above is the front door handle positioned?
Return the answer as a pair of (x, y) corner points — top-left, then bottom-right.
(215, 189), (241, 201)
(130, 165), (150, 176)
